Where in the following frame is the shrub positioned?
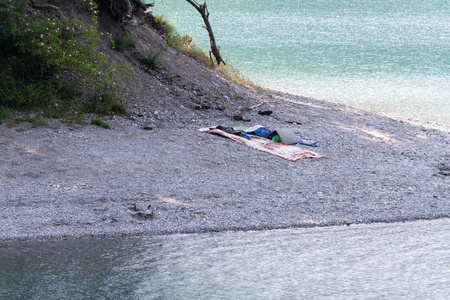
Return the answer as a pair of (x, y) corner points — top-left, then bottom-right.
(112, 34), (134, 52)
(91, 118), (110, 129)
(0, 0), (134, 117)
(152, 14), (177, 37)
(83, 91), (127, 116)
(141, 51), (162, 70)
(0, 106), (13, 123)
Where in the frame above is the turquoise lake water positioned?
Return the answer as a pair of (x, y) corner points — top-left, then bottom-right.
(154, 0), (450, 125)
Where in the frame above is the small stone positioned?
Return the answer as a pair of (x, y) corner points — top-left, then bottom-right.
(233, 115), (251, 122)
(258, 110), (273, 116)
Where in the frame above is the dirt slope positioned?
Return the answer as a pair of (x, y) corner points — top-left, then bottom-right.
(91, 3), (265, 128)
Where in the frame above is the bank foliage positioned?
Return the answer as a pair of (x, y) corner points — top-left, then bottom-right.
(0, 0), (133, 118)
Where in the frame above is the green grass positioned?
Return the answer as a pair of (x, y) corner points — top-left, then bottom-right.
(141, 51), (162, 70)
(82, 92), (127, 116)
(91, 118), (110, 129)
(113, 34), (134, 52)
(15, 115), (48, 127)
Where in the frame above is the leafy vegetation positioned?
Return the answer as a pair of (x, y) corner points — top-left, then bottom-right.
(15, 115), (48, 127)
(91, 118), (110, 129)
(112, 34), (134, 52)
(0, 0), (133, 121)
(141, 50), (162, 70)
(82, 92), (127, 116)
(0, 106), (13, 124)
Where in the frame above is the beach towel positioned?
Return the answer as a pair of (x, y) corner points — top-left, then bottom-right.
(198, 127), (324, 161)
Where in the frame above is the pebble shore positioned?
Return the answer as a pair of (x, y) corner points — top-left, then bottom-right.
(1, 90), (449, 241)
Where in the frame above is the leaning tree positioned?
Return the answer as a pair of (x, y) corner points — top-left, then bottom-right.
(102, 0), (226, 66)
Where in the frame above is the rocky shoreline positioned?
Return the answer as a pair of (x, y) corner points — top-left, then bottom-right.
(1, 89), (449, 241)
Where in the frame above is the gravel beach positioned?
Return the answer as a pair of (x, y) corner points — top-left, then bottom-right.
(1, 90), (449, 241)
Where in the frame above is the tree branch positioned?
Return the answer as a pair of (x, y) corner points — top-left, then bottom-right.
(184, 0), (225, 66)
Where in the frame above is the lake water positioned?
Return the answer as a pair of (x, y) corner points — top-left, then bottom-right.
(2, 219), (450, 299)
(154, 0), (450, 125)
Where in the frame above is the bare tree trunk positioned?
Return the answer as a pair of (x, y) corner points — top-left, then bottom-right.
(184, 0), (225, 66)
(123, 0), (133, 18)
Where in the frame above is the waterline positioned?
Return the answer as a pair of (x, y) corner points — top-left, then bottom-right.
(2, 219), (450, 299)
